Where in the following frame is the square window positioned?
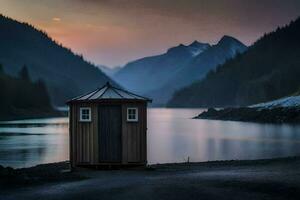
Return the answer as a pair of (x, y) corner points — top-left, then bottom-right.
(80, 107), (91, 122)
(127, 107), (138, 122)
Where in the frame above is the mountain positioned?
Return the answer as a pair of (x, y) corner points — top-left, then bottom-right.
(171, 36), (247, 87)
(98, 65), (121, 77)
(149, 36), (247, 105)
(0, 15), (115, 105)
(114, 41), (210, 94)
(113, 37), (246, 105)
(0, 65), (58, 120)
(167, 17), (300, 107)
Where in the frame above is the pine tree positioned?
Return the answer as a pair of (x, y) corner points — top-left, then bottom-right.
(0, 64), (3, 74)
(18, 65), (30, 81)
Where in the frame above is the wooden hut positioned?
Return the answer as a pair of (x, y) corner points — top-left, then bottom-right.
(67, 82), (151, 168)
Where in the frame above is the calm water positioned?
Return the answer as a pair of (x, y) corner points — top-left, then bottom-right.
(1, 108), (300, 168)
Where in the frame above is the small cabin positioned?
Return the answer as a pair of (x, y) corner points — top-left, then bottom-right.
(67, 82), (151, 168)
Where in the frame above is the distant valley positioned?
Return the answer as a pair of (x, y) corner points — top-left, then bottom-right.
(98, 65), (121, 77)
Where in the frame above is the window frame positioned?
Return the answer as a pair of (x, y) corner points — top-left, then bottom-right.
(79, 107), (92, 122)
(127, 107), (138, 122)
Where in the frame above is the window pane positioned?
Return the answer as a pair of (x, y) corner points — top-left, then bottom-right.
(129, 113), (135, 119)
(82, 114), (89, 119)
(80, 108), (91, 121)
(127, 108), (138, 121)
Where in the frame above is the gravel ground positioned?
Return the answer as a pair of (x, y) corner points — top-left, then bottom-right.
(1, 157), (300, 200)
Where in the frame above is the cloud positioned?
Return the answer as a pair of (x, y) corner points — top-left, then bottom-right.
(52, 17), (61, 22)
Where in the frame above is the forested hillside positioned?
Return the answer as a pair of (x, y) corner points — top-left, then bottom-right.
(168, 17), (300, 107)
(0, 15), (115, 105)
(0, 65), (58, 120)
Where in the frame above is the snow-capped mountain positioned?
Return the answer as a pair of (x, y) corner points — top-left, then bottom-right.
(166, 41), (210, 57)
(113, 36), (247, 105)
(162, 35), (247, 94)
(114, 41), (211, 94)
(187, 41), (210, 56)
(167, 17), (300, 108)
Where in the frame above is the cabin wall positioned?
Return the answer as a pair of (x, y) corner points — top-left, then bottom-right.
(121, 102), (147, 164)
(70, 101), (148, 167)
(69, 103), (98, 167)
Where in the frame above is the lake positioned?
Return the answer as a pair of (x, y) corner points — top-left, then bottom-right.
(1, 108), (300, 168)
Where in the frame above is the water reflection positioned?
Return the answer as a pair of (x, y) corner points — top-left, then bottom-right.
(147, 108), (300, 164)
(0, 109), (300, 168)
(0, 117), (69, 168)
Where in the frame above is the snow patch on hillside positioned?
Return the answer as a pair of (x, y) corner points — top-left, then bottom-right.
(188, 46), (209, 56)
(250, 95), (300, 109)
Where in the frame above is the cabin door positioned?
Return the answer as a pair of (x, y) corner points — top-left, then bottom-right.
(98, 105), (122, 162)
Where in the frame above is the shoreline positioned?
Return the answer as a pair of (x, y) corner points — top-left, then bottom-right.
(195, 107), (300, 123)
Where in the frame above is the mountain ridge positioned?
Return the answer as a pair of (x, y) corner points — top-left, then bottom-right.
(114, 36), (247, 105)
(167, 17), (300, 107)
(113, 41), (204, 93)
(0, 15), (116, 105)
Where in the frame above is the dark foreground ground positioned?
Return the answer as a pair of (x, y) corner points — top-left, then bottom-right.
(1, 157), (300, 200)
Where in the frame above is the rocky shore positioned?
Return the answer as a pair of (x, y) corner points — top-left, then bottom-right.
(195, 107), (300, 123)
(0, 161), (84, 189)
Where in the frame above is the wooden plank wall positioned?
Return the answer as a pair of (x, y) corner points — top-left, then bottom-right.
(70, 103), (98, 166)
(70, 101), (147, 166)
(122, 103), (147, 164)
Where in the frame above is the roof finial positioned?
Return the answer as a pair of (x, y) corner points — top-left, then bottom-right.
(106, 81), (111, 87)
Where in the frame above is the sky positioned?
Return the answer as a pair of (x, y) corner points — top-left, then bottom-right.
(0, 0), (300, 67)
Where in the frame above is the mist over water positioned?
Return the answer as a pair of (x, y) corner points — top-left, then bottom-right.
(0, 108), (300, 168)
